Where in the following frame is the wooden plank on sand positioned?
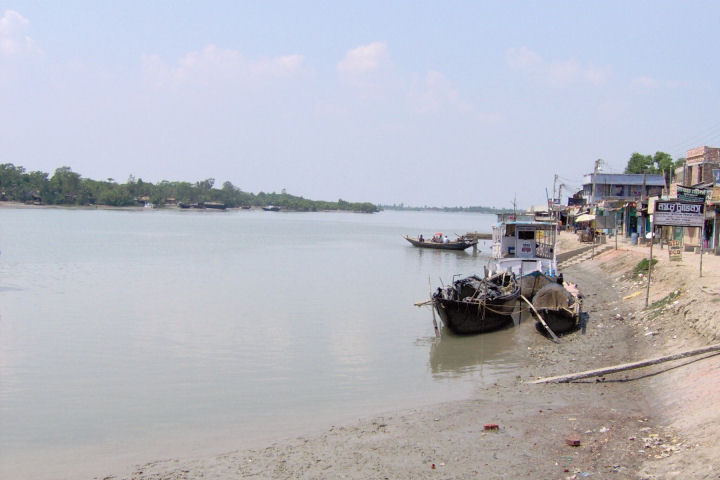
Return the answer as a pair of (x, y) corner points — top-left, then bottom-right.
(529, 343), (720, 384)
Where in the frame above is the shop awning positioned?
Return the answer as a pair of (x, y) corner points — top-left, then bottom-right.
(575, 213), (596, 223)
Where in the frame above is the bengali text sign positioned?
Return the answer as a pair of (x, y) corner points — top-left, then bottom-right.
(654, 201), (705, 227)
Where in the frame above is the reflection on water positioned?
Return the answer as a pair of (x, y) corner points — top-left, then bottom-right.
(0, 208), (511, 479)
(429, 325), (527, 378)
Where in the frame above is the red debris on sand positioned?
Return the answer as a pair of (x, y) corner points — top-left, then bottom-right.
(566, 437), (581, 447)
(484, 424), (499, 431)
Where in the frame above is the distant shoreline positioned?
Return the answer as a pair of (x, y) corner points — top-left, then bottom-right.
(0, 201), (505, 214)
(0, 201), (364, 213)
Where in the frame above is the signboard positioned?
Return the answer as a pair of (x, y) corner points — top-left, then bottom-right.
(713, 169), (720, 186)
(668, 240), (682, 261)
(677, 185), (712, 203)
(654, 201), (705, 227)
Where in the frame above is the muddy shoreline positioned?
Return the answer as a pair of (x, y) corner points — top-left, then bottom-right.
(101, 233), (719, 479)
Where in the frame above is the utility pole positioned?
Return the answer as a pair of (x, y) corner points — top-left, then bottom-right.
(591, 159), (603, 203)
(557, 183), (565, 223)
(552, 174), (558, 220)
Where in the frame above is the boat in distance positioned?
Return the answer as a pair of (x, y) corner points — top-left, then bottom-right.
(432, 272), (520, 335)
(263, 205), (280, 211)
(402, 234), (477, 251)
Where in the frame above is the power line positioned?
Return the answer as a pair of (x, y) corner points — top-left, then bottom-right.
(666, 120), (720, 157)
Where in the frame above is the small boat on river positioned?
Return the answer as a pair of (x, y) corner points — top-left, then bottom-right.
(204, 202), (226, 210)
(532, 282), (581, 336)
(432, 272), (520, 335)
(402, 234), (477, 251)
(263, 205), (280, 212)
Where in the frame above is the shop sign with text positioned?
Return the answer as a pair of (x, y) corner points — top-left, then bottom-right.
(654, 201), (705, 227)
(677, 185), (711, 203)
(668, 240), (682, 261)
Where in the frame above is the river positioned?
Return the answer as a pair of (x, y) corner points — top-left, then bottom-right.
(0, 207), (529, 479)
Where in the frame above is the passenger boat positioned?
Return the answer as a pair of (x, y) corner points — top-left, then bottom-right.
(263, 205), (280, 211)
(489, 214), (561, 297)
(532, 282), (581, 336)
(432, 272), (520, 335)
(402, 234), (477, 251)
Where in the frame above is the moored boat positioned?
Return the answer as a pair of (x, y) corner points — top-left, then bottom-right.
(204, 202), (226, 210)
(489, 214), (561, 297)
(402, 234), (477, 251)
(532, 282), (581, 336)
(432, 272), (520, 335)
(263, 205), (280, 211)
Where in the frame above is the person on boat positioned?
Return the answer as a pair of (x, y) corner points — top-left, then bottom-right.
(419, 234), (424, 242)
(443, 235), (449, 244)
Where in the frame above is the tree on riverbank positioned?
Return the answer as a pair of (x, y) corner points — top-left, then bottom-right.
(624, 151), (685, 186)
(0, 163), (378, 213)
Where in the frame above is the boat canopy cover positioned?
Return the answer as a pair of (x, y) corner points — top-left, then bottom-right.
(533, 283), (573, 310)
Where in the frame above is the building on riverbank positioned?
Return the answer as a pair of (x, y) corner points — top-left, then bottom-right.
(575, 172), (665, 239)
(666, 146), (720, 252)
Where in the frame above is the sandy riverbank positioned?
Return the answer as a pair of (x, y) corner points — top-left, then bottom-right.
(99, 232), (720, 480)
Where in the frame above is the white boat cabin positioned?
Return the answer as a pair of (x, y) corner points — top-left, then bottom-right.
(489, 215), (558, 278)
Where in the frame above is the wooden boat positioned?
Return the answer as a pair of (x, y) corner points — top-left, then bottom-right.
(531, 282), (581, 336)
(402, 234), (477, 251)
(432, 273), (520, 335)
(204, 202), (226, 210)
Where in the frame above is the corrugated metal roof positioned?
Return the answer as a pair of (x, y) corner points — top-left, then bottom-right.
(583, 173), (666, 186)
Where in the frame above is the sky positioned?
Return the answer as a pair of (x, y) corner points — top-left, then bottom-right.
(2, 1), (720, 208)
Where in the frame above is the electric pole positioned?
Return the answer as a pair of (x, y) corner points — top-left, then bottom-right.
(552, 174), (558, 219)
(591, 159), (603, 203)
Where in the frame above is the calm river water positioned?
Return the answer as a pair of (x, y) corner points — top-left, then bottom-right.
(0, 207), (529, 479)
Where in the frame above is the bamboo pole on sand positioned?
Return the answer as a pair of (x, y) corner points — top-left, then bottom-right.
(429, 276), (440, 338)
(519, 295), (560, 343)
(529, 343), (720, 384)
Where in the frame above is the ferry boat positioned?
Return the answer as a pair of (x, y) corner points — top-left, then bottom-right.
(488, 214), (560, 298)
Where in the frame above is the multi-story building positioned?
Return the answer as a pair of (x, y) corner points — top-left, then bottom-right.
(580, 173), (665, 204)
(684, 146), (720, 186)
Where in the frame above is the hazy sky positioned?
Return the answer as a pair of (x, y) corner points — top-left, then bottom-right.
(2, 1), (719, 208)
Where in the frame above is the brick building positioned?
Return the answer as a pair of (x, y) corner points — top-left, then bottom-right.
(684, 146), (720, 185)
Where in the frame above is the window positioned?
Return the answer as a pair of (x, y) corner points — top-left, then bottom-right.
(518, 230), (535, 240)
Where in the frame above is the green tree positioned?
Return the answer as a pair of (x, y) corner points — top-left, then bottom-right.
(624, 151), (684, 186)
(624, 153), (654, 174)
(48, 166), (82, 204)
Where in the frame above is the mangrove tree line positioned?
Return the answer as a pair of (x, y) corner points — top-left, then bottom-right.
(0, 164), (378, 213)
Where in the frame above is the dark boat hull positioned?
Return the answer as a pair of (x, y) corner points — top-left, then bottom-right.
(403, 235), (477, 251)
(531, 283), (580, 336)
(434, 297), (516, 334)
(535, 308), (579, 335)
